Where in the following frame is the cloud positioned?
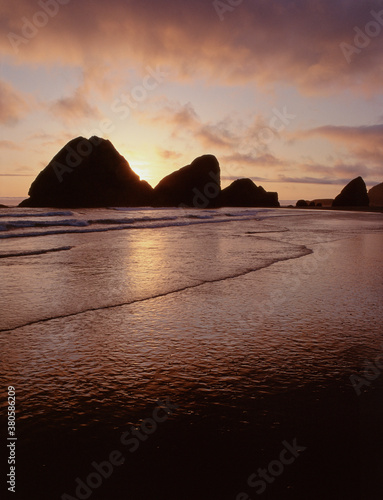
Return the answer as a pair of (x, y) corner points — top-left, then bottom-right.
(157, 148), (183, 160)
(299, 124), (383, 165)
(0, 140), (21, 150)
(2, 0), (383, 94)
(0, 80), (30, 125)
(276, 176), (355, 185)
(156, 100), (282, 159)
(0, 173), (34, 176)
(50, 88), (103, 123)
(161, 101), (200, 130)
(222, 152), (286, 167)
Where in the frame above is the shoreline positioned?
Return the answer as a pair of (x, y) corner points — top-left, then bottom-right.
(1, 210), (382, 499)
(1, 202), (382, 213)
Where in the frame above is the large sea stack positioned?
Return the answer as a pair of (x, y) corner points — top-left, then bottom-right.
(19, 137), (154, 208)
(332, 176), (369, 207)
(368, 182), (383, 207)
(219, 178), (279, 207)
(153, 154), (220, 208)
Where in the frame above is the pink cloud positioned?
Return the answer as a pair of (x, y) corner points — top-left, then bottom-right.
(0, 80), (30, 125)
(299, 124), (383, 165)
(1, 0), (383, 94)
(157, 148), (183, 160)
(50, 88), (103, 122)
(0, 140), (21, 150)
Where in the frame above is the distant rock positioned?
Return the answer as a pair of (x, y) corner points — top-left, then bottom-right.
(0, 204), (7, 208)
(19, 136), (154, 208)
(153, 154), (220, 208)
(219, 178), (279, 207)
(312, 198), (333, 208)
(332, 177), (369, 207)
(296, 199), (308, 207)
(368, 182), (383, 207)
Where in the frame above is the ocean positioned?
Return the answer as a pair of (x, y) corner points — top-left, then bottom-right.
(1, 206), (383, 499)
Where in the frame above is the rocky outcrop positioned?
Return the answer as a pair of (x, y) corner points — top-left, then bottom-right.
(312, 199), (333, 208)
(219, 178), (279, 207)
(332, 177), (369, 207)
(19, 137), (282, 209)
(296, 199), (308, 207)
(153, 154), (220, 208)
(368, 182), (383, 207)
(19, 136), (154, 208)
(0, 204), (7, 208)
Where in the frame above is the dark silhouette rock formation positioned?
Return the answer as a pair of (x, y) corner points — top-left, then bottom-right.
(19, 137), (282, 209)
(312, 199), (333, 208)
(296, 199), (308, 207)
(368, 182), (383, 207)
(332, 177), (369, 207)
(219, 178), (279, 207)
(0, 204), (7, 208)
(19, 137), (154, 208)
(153, 155), (220, 208)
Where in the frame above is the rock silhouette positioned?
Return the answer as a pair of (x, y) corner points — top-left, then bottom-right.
(19, 137), (282, 209)
(19, 137), (154, 208)
(219, 178), (279, 207)
(311, 199), (333, 208)
(153, 154), (220, 208)
(332, 176), (369, 207)
(296, 199), (308, 207)
(0, 204), (7, 208)
(368, 182), (383, 207)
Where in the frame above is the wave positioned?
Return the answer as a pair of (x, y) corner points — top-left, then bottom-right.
(0, 246), (73, 259)
(0, 215), (262, 239)
(0, 208), (301, 241)
(0, 211), (74, 218)
(0, 246), (312, 333)
(90, 216), (178, 225)
(0, 219), (89, 230)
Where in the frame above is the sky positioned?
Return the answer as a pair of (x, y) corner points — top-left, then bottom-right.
(1, 0), (383, 201)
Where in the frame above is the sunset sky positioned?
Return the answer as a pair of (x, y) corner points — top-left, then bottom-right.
(1, 0), (383, 200)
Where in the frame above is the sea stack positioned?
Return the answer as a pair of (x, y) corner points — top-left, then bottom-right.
(368, 182), (383, 207)
(19, 137), (154, 208)
(219, 178), (279, 207)
(332, 176), (369, 207)
(153, 154), (220, 208)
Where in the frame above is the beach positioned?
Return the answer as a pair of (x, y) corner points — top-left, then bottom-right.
(1, 207), (383, 499)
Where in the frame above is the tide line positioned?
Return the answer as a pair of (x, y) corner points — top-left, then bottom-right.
(0, 249), (312, 334)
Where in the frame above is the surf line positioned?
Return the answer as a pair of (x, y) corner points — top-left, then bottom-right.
(0, 215), (264, 239)
(0, 249), (312, 334)
(0, 246), (73, 259)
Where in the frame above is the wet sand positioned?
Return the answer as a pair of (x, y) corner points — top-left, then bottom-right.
(1, 211), (382, 500)
(7, 230), (382, 500)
